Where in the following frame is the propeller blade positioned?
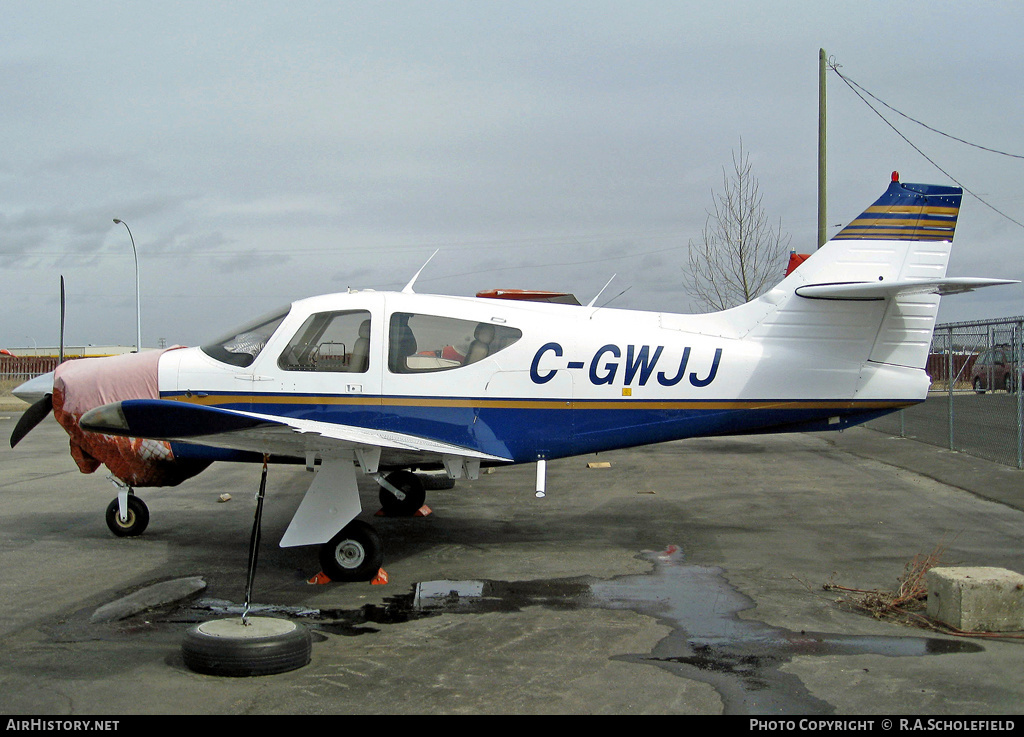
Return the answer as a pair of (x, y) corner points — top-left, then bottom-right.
(10, 393), (54, 448)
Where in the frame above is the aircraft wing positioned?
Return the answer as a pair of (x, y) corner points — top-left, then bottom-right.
(79, 399), (512, 463)
(795, 277), (1018, 300)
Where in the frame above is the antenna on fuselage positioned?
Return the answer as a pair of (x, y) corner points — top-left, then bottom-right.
(402, 250), (439, 294)
(586, 274), (617, 308)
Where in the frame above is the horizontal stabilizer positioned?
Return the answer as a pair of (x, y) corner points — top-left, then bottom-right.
(796, 278), (1018, 301)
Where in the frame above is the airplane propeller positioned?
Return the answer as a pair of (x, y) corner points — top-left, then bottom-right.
(10, 393), (54, 448)
(9, 276), (64, 448)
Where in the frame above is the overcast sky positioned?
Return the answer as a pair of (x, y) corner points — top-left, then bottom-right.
(3, 1), (1023, 349)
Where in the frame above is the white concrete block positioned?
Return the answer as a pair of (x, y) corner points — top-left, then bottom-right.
(926, 566), (1024, 632)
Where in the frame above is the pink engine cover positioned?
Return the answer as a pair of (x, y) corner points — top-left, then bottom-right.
(51, 348), (199, 487)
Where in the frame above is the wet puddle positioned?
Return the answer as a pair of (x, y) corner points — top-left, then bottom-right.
(160, 545), (984, 713)
(588, 547), (982, 713)
(48, 542), (982, 713)
(302, 545), (982, 714)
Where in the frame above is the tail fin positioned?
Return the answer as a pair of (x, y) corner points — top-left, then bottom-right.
(832, 171), (961, 243)
(730, 174), (1012, 375)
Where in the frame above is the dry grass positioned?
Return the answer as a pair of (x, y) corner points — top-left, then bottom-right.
(825, 545), (944, 625)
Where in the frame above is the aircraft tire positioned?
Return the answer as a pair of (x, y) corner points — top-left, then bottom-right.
(181, 617), (311, 677)
(420, 472), (456, 491)
(104, 495), (150, 537)
(318, 520), (384, 582)
(378, 470), (427, 516)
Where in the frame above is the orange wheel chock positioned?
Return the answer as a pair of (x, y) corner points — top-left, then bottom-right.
(375, 505), (432, 517)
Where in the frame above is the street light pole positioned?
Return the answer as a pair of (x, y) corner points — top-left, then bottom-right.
(112, 219), (141, 352)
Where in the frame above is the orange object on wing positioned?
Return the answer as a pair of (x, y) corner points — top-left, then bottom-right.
(476, 289), (581, 305)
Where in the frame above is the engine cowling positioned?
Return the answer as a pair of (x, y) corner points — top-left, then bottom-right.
(51, 349), (209, 487)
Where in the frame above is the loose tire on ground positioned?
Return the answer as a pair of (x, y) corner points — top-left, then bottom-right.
(181, 617), (312, 677)
(104, 495), (150, 537)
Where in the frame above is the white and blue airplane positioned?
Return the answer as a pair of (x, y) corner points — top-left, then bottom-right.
(10, 174), (1014, 583)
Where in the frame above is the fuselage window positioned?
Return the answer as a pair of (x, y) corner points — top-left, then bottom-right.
(200, 309), (289, 368)
(388, 312), (522, 374)
(279, 310), (371, 373)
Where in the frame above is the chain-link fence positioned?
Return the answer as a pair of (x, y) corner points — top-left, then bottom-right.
(0, 356), (59, 398)
(865, 316), (1024, 469)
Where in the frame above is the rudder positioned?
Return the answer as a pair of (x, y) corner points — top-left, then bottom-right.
(744, 174), (962, 371)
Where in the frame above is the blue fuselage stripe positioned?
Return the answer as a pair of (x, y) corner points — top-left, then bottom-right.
(162, 391), (913, 464)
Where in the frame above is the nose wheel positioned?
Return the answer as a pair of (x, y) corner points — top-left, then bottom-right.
(104, 492), (150, 537)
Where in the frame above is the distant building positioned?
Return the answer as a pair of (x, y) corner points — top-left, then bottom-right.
(0, 346), (139, 359)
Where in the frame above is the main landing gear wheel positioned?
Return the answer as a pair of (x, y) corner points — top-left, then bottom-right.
(181, 617), (312, 677)
(377, 470), (426, 516)
(318, 519), (384, 582)
(104, 494), (150, 537)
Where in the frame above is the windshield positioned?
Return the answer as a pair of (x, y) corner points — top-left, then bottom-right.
(200, 308), (289, 368)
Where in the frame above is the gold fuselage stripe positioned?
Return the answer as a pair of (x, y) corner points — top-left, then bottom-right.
(165, 393), (911, 412)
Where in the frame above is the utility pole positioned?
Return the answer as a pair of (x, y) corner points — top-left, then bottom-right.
(817, 48), (827, 249)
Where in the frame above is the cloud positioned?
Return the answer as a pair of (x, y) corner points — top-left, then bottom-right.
(2, 2), (1023, 349)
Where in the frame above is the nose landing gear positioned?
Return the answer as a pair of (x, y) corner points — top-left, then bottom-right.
(104, 482), (150, 537)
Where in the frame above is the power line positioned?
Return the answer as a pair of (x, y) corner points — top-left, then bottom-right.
(828, 58), (1024, 230)
(832, 65), (1024, 160)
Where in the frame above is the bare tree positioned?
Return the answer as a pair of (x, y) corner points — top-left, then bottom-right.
(685, 143), (791, 312)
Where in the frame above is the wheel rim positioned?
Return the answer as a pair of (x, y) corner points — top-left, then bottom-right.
(196, 617), (298, 638)
(114, 510), (136, 529)
(334, 539), (366, 569)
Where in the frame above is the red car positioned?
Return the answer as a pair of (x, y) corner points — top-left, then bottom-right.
(971, 345), (1018, 393)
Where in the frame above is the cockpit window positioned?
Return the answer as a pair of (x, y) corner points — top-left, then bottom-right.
(278, 310), (371, 373)
(200, 308), (289, 368)
(388, 312), (522, 373)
